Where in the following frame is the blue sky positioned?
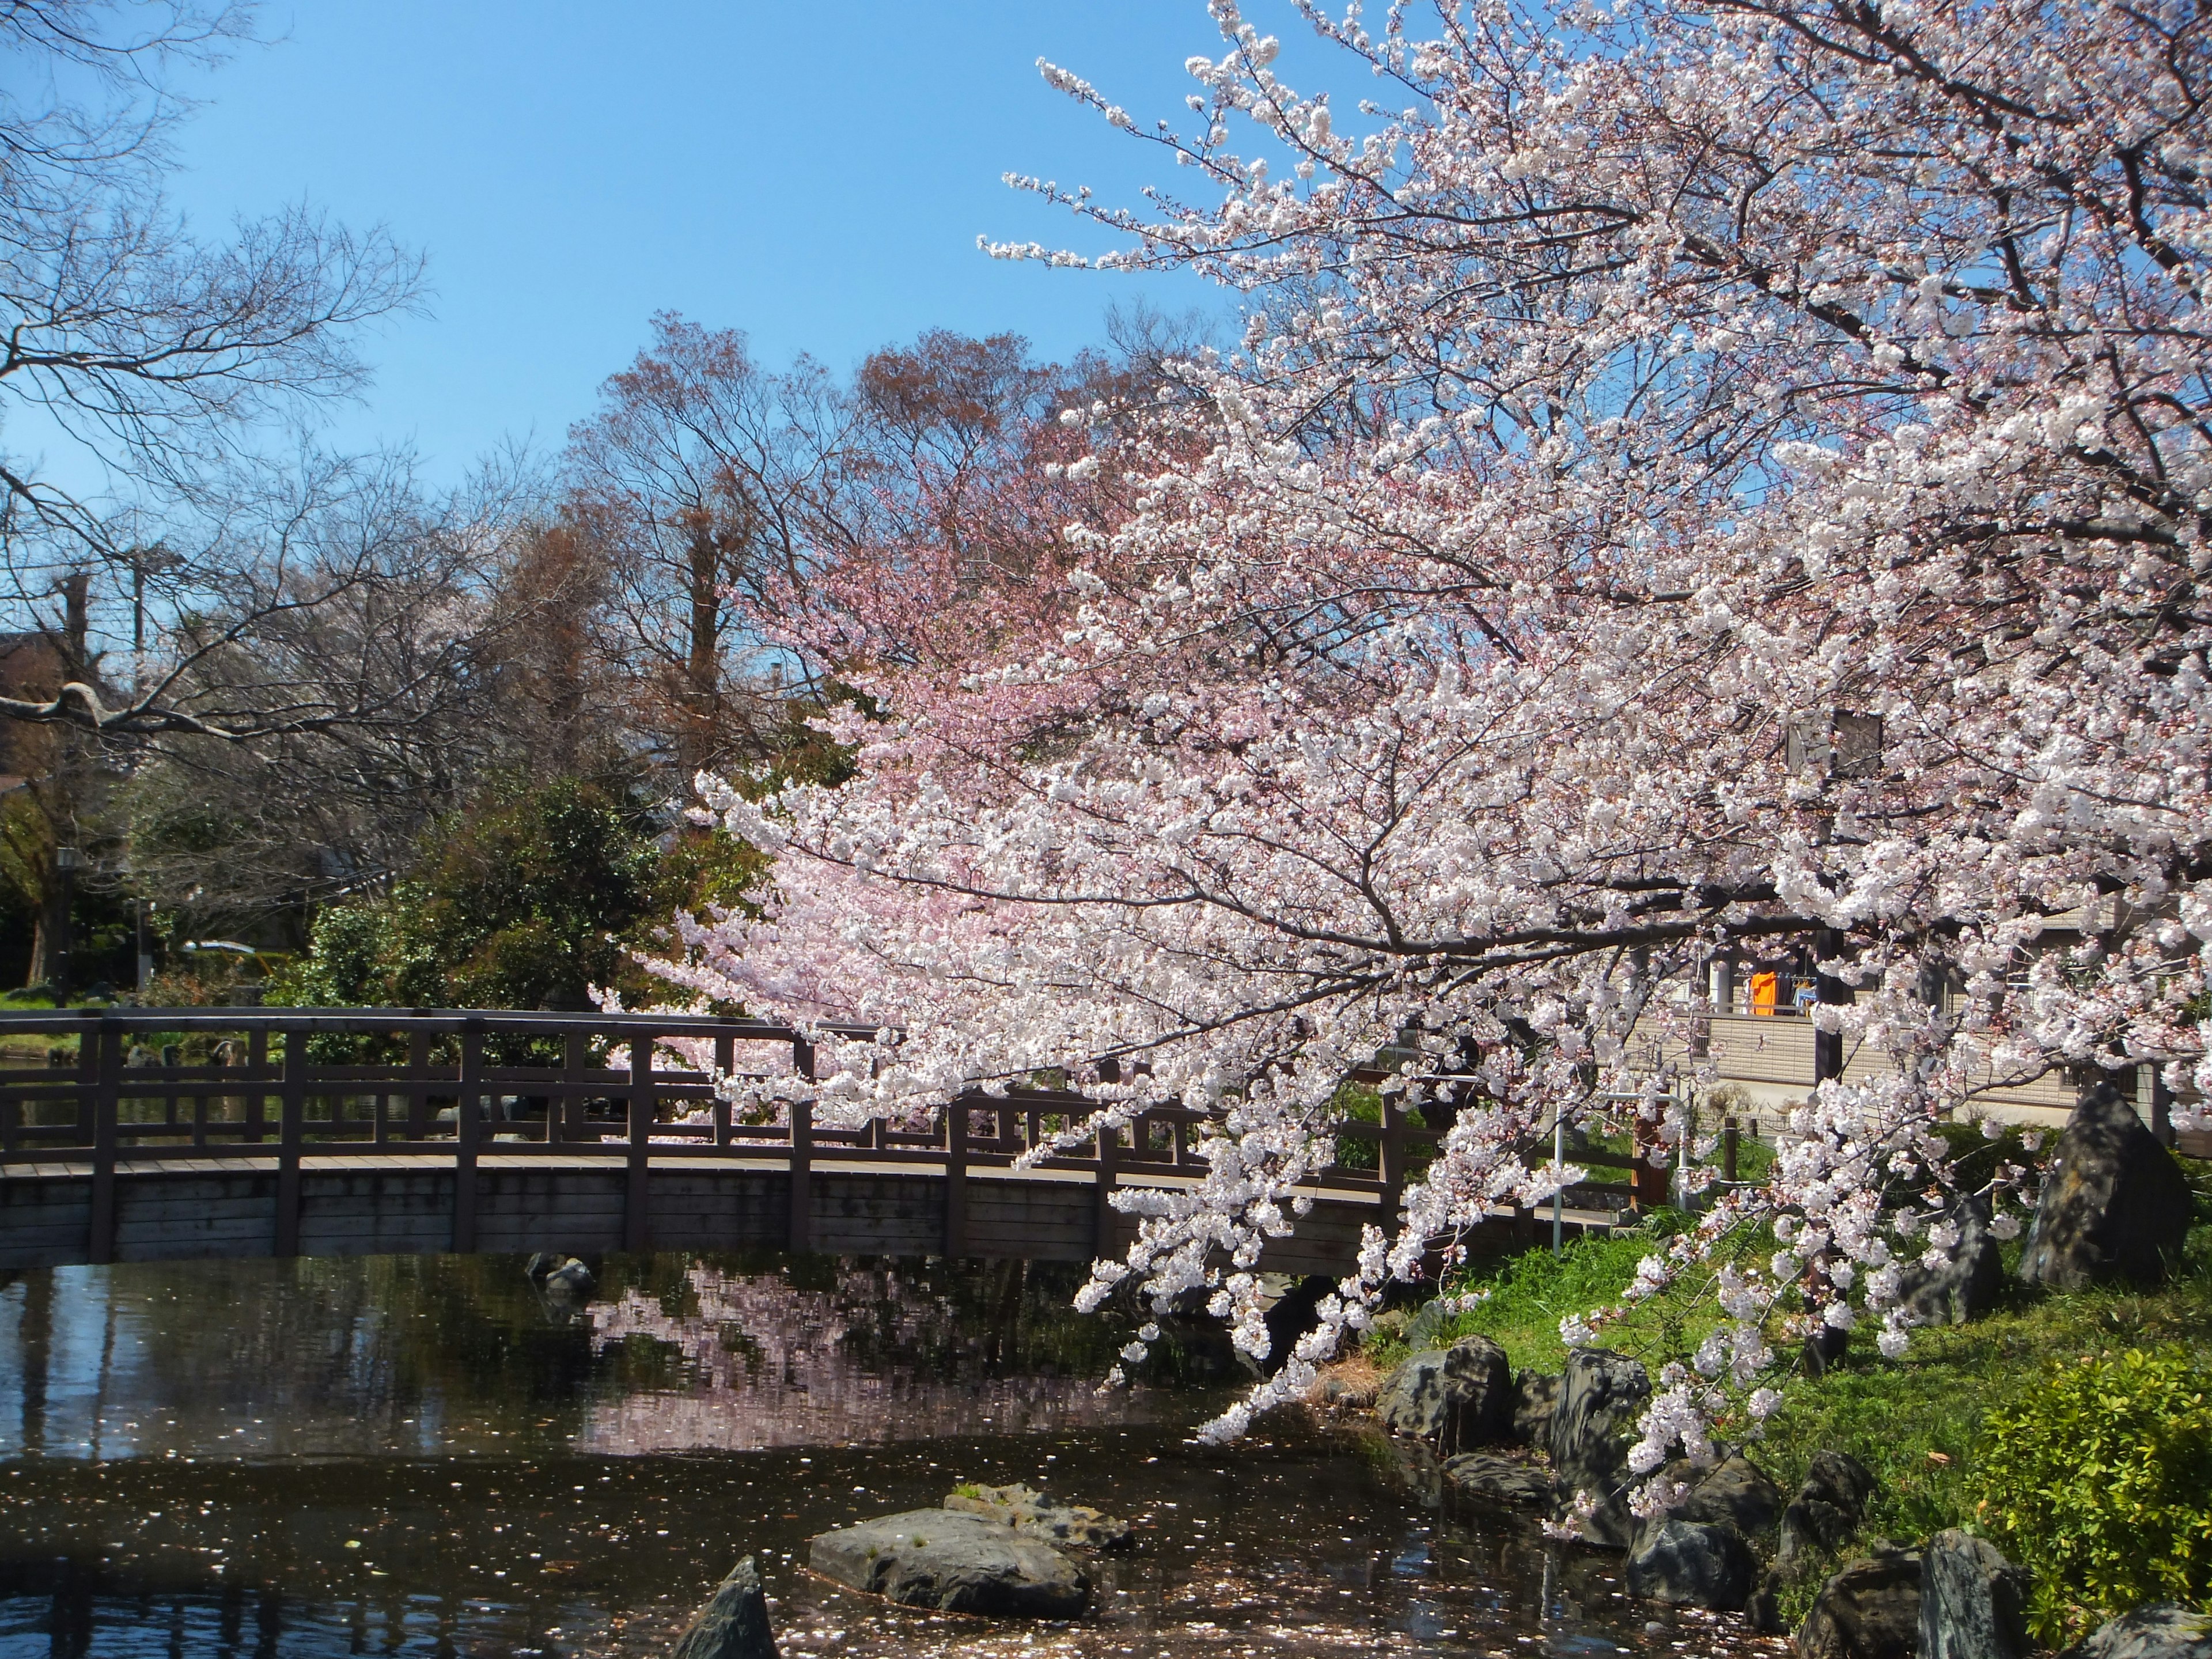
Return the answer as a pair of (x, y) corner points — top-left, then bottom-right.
(154, 1), (1253, 482)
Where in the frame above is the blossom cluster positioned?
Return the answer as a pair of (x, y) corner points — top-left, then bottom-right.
(628, 0), (2212, 1501)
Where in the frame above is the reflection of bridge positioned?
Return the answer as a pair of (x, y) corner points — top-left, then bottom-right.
(0, 1010), (1635, 1274)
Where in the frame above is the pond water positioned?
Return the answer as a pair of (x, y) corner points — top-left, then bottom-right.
(0, 1253), (1778, 1659)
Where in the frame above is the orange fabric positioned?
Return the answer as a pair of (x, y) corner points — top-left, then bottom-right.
(1749, 971), (1779, 1016)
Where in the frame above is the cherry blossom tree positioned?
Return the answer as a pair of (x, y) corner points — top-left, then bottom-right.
(637, 0), (2212, 1491)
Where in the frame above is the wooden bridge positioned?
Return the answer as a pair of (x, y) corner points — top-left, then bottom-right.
(0, 1009), (1641, 1275)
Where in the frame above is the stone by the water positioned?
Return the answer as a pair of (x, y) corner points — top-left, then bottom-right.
(1625, 1519), (1756, 1610)
(1675, 1452), (1785, 1539)
(1779, 1450), (1878, 1564)
(1919, 1529), (2029, 1659)
(942, 1482), (1131, 1550)
(669, 1555), (778, 1659)
(1547, 1349), (1650, 1549)
(2019, 1082), (2194, 1290)
(808, 1509), (1090, 1619)
(2063, 1604), (2212, 1659)
(541, 1256), (594, 1297)
(1511, 1371), (1559, 1447)
(1440, 1452), (1556, 1508)
(1797, 1546), (1924, 1659)
(1896, 1197), (2005, 1326)
(1376, 1334), (1515, 1453)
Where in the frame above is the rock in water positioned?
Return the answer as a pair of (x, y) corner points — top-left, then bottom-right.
(808, 1510), (1090, 1618)
(1376, 1334), (1514, 1453)
(2019, 1082), (2194, 1290)
(1626, 1520), (1756, 1611)
(2064, 1604), (2212, 1659)
(669, 1556), (778, 1659)
(1896, 1197), (2006, 1326)
(1441, 1453), (1556, 1508)
(541, 1257), (595, 1298)
(1920, 1529), (2029, 1659)
(1676, 1453), (1785, 1539)
(1798, 1547), (1923, 1659)
(1512, 1372), (1560, 1447)
(942, 1482), (1130, 1550)
(1548, 1349), (1652, 1548)
(1779, 1450), (1878, 1565)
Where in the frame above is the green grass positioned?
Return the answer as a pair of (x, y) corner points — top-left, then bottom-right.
(1366, 1169), (2212, 1562)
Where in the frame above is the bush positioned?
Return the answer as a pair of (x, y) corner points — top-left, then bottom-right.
(1974, 1346), (2212, 1646)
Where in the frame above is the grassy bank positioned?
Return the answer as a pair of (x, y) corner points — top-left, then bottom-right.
(1362, 1164), (2212, 1633)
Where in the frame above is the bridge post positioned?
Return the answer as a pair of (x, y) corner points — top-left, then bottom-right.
(450, 1021), (483, 1253)
(625, 1030), (653, 1253)
(88, 1019), (120, 1265)
(275, 1031), (307, 1256)
(943, 1100), (968, 1258)
(1093, 1116), (1119, 1258)
(787, 1036), (814, 1253)
(247, 1028), (268, 1144)
(1379, 1097), (1407, 1227)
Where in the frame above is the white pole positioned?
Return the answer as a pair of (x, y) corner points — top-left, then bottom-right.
(1676, 1090), (1692, 1211)
(1552, 1108), (1565, 1254)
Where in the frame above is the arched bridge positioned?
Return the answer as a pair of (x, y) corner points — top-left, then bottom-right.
(0, 1009), (1634, 1274)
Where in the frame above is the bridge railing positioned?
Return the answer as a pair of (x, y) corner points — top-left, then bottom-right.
(2, 1008), (1493, 1261)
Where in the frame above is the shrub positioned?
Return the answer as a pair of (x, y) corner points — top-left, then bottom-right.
(1974, 1346), (2212, 1646)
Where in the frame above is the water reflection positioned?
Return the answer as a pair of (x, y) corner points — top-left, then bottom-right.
(0, 1255), (1779, 1659)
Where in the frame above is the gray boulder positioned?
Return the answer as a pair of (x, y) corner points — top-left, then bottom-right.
(1441, 1452), (1556, 1508)
(1548, 1349), (1652, 1549)
(808, 1510), (1089, 1618)
(1677, 1452), (1785, 1538)
(1512, 1372), (1560, 1446)
(537, 1265), (597, 1309)
(2020, 1082), (2194, 1290)
(1921, 1529), (2029, 1659)
(1780, 1450), (1879, 1565)
(1897, 1197), (2006, 1326)
(1625, 1519), (1756, 1611)
(942, 1482), (1130, 1551)
(1798, 1546), (1924, 1659)
(669, 1556), (778, 1659)
(2065, 1605), (2212, 1659)
(1377, 1334), (1514, 1453)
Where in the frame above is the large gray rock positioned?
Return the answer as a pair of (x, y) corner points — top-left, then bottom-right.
(1896, 1197), (2006, 1326)
(1798, 1546), (1924, 1659)
(1676, 1452), (1785, 1538)
(1377, 1334), (1514, 1453)
(1548, 1349), (1652, 1549)
(1921, 1529), (2029, 1659)
(2020, 1082), (2195, 1290)
(1780, 1450), (1879, 1565)
(2065, 1604), (2212, 1659)
(1512, 1371), (1560, 1446)
(942, 1482), (1130, 1550)
(669, 1556), (778, 1659)
(808, 1510), (1089, 1618)
(1441, 1452), (1556, 1508)
(1626, 1519), (1756, 1611)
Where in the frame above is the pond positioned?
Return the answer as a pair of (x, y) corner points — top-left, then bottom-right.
(0, 1252), (1776, 1658)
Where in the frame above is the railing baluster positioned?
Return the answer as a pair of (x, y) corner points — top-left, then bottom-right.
(624, 1029), (653, 1253)
(451, 1021), (483, 1252)
(88, 1019), (120, 1264)
(274, 1032), (306, 1256)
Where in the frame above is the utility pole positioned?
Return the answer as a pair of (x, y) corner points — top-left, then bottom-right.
(51, 846), (84, 1003)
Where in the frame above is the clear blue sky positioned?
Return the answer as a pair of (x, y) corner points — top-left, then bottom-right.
(158, 1), (1248, 481)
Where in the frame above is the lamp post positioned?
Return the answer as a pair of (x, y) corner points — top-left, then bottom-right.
(51, 846), (85, 1004)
